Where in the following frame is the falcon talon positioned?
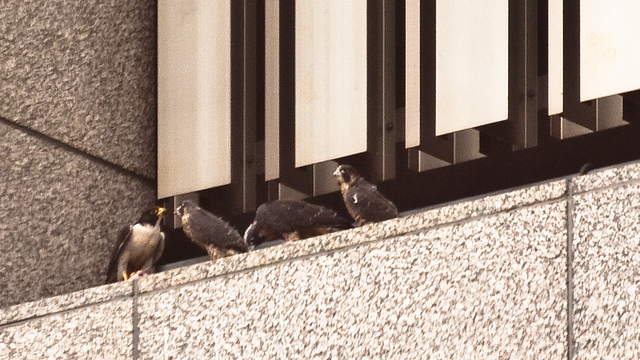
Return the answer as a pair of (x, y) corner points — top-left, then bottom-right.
(128, 271), (146, 281)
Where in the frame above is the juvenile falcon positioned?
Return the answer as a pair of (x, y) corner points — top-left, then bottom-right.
(333, 164), (398, 226)
(244, 199), (352, 249)
(175, 200), (248, 261)
(105, 206), (166, 283)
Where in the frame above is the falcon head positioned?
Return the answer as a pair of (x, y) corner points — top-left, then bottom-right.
(243, 222), (260, 250)
(137, 206), (166, 226)
(175, 200), (197, 216)
(333, 164), (361, 186)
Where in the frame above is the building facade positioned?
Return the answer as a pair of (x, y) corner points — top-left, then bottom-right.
(2, 0), (640, 327)
(0, 1), (157, 307)
(2, 162), (640, 358)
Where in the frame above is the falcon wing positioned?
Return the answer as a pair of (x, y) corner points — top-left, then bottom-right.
(346, 182), (398, 224)
(254, 200), (299, 232)
(253, 200), (353, 242)
(256, 200), (351, 232)
(189, 209), (247, 252)
(105, 225), (133, 284)
(299, 202), (352, 229)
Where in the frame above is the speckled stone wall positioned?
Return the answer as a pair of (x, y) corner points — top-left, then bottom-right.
(571, 164), (640, 359)
(2, 161), (640, 359)
(0, 0), (157, 308)
(0, 123), (155, 308)
(0, 1), (157, 178)
(136, 201), (567, 359)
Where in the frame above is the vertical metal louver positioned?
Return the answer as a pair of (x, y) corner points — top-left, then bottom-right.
(157, 0), (232, 199)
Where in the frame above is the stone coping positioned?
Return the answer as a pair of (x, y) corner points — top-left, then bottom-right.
(0, 281), (132, 327)
(571, 160), (640, 194)
(3, 159), (640, 327)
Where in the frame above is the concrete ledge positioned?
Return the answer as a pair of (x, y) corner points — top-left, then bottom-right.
(137, 200), (567, 359)
(571, 161), (640, 194)
(3, 160), (640, 359)
(0, 281), (132, 327)
(572, 181), (640, 359)
(0, 299), (133, 360)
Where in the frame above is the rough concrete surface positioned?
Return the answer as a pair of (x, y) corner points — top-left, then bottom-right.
(137, 201), (567, 360)
(0, 0), (157, 178)
(3, 160), (640, 359)
(572, 182), (640, 359)
(0, 123), (154, 308)
(571, 161), (640, 194)
(0, 280), (132, 327)
(0, 299), (132, 360)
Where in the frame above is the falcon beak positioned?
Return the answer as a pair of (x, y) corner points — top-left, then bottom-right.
(332, 168), (341, 177)
(157, 207), (166, 216)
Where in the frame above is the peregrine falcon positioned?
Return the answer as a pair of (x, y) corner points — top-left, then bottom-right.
(333, 164), (398, 226)
(175, 200), (248, 261)
(105, 206), (166, 283)
(244, 199), (353, 249)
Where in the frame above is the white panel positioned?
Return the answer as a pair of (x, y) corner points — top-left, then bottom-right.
(264, 0), (280, 180)
(435, 0), (509, 136)
(581, 1), (640, 101)
(295, 0), (367, 167)
(157, 0), (231, 199)
(405, 0), (421, 148)
(548, 0), (563, 115)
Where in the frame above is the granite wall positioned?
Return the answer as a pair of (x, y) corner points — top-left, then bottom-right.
(2, 161), (640, 359)
(0, 1), (157, 307)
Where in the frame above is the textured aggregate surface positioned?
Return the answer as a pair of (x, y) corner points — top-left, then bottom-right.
(571, 161), (640, 194)
(0, 0), (157, 178)
(137, 201), (567, 360)
(4, 159), (640, 359)
(0, 281), (131, 326)
(572, 182), (640, 359)
(0, 124), (154, 308)
(0, 299), (132, 360)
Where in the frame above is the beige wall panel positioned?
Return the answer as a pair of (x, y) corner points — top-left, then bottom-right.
(264, 0), (280, 181)
(581, 1), (640, 101)
(294, 0), (367, 168)
(405, 0), (421, 148)
(435, 0), (509, 136)
(548, 0), (563, 115)
(157, 0), (231, 199)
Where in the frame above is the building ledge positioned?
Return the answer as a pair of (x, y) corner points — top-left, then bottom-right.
(3, 160), (640, 358)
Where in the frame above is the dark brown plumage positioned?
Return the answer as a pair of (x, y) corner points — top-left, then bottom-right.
(244, 199), (352, 248)
(105, 206), (166, 283)
(175, 200), (247, 261)
(333, 164), (398, 226)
